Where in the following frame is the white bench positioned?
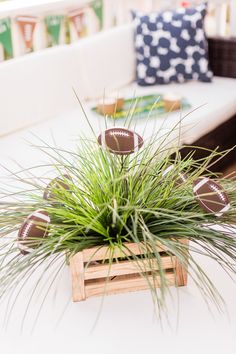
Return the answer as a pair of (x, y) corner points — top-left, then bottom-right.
(0, 23), (236, 159)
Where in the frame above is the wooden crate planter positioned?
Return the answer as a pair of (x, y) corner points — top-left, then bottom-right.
(69, 241), (188, 302)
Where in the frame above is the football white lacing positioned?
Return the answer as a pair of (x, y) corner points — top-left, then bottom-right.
(109, 131), (130, 137)
(24, 24), (32, 41)
(210, 183), (226, 202)
(21, 221), (33, 239)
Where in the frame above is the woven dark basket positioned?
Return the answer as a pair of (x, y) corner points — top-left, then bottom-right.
(208, 37), (236, 79)
(178, 37), (236, 173)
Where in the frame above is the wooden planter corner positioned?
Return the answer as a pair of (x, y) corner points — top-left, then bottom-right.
(69, 240), (188, 302)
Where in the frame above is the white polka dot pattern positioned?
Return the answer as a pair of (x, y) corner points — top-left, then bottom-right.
(132, 3), (213, 86)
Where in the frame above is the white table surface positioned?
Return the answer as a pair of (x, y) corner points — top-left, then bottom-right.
(0, 101), (236, 354)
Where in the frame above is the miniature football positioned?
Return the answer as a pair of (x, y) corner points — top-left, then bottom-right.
(98, 128), (143, 155)
(43, 174), (71, 201)
(162, 164), (187, 186)
(18, 210), (50, 255)
(193, 177), (230, 216)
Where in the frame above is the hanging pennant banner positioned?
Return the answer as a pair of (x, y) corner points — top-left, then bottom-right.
(45, 15), (64, 46)
(16, 15), (38, 52)
(68, 8), (87, 38)
(0, 17), (13, 59)
(91, 0), (103, 30)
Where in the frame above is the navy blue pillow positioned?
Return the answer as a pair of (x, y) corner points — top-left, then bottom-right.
(133, 3), (213, 86)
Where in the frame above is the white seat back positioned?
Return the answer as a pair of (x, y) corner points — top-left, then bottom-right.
(0, 23), (135, 137)
(72, 23), (136, 99)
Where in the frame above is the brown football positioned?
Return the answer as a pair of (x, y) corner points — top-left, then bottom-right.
(18, 210), (50, 255)
(97, 128), (143, 155)
(193, 177), (230, 216)
(43, 174), (71, 201)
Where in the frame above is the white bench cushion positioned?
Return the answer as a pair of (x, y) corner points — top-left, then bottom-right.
(0, 22), (236, 144)
(1, 76), (236, 170)
(115, 76), (236, 145)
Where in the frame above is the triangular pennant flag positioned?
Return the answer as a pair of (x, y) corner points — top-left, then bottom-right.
(91, 0), (103, 30)
(16, 15), (38, 51)
(0, 17), (13, 58)
(68, 8), (86, 38)
(45, 15), (64, 45)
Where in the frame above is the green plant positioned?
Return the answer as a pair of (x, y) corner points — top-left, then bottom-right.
(0, 107), (236, 327)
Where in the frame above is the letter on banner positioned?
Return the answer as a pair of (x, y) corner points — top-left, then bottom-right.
(45, 15), (64, 46)
(68, 8), (87, 38)
(16, 16), (38, 52)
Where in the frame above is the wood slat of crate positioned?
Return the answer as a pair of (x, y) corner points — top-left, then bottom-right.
(82, 241), (167, 262)
(84, 256), (175, 280)
(69, 241), (188, 302)
(85, 272), (176, 298)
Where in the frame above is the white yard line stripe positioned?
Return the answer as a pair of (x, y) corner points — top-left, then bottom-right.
(162, 165), (174, 177)
(193, 178), (208, 193)
(216, 203), (231, 217)
(32, 211), (50, 222)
